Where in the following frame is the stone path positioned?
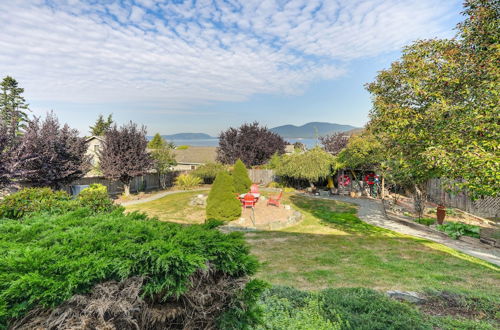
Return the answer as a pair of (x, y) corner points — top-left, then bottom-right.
(317, 195), (500, 267)
(119, 188), (206, 207)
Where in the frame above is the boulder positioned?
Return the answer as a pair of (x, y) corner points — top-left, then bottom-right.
(386, 290), (425, 304)
(189, 194), (208, 206)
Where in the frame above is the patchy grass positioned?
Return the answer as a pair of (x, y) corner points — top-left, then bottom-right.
(246, 195), (500, 297)
(125, 190), (208, 224)
(125, 191), (499, 299)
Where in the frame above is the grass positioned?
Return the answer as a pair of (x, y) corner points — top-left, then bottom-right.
(125, 190), (208, 224)
(125, 190), (500, 298)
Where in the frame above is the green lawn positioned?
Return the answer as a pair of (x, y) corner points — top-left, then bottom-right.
(125, 191), (500, 298)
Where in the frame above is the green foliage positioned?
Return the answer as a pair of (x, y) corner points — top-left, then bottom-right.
(0, 188), (74, 219)
(336, 133), (384, 171)
(437, 222), (480, 239)
(0, 76), (30, 145)
(218, 279), (269, 329)
(174, 174), (202, 190)
(264, 153), (282, 169)
(192, 162), (228, 184)
(233, 159), (252, 194)
(260, 286), (429, 330)
(415, 217), (436, 226)
(150, 143), (176, 189)
(148, 133), (166, 149)
(275, 147), (335, 184)
(0, 209), (259, 327)
(89, 114), (113, 136)
(77, 184), (116, 214)
(206, 171), (241, 222)
(367, 0), (499, 197)
(176, 145), (189, 150)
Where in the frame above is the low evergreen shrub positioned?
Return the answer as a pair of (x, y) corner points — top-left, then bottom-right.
(415, 217), (436, 226)
(232, 159), (252, 194)
(206, 171), (241, 222)
(0, 187), (75, 219)
(0, 208), (259, 328)
(437, 222), (480, 239)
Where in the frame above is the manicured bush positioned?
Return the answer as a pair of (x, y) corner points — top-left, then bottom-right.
(437, 222), (480, 239)
(0, 208), (259, 328)
(175, 173), (202, 190)
(77, 184), (116, 214)
(192, 162), (228, 184)
(0, 187), (75, 219)
(232, 159), (252, 194)
(206, 171), (241, 222)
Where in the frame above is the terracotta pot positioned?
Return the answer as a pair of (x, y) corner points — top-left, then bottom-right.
(436, 205), (446, 225)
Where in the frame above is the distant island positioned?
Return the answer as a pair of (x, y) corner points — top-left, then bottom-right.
(160, 133), (215, 140)
(270, 122), (359, 138)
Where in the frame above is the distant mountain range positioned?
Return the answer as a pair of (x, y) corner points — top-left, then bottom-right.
(159, 133), (215, 140)
(155, 122), (361, 140)
(270, 122), (359, 138)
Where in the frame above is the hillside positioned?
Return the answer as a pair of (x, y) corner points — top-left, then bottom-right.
(270, 122), (359, 138)
(160, 133), (215, 140)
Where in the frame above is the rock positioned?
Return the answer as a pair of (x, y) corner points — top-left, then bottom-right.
(284, 204), (291, 210)
(386, 291), (425, 304)
(260, 196), (267, 201)
(287, 211), (303, 224)
(188, 194), (207, 206)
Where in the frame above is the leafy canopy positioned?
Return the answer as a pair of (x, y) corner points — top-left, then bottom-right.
(217, 122), (286, 166)
(275, 147), (335, 183)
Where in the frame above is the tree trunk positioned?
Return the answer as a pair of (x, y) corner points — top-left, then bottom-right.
(381, 176), (385, 199)
(123, 183), (130, 196)
(413, 183), (427, 219)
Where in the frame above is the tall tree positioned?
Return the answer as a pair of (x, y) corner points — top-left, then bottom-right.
(0, 76), (30, 147)
(89, 114), (113, 136)
(11, 112), (91, 189)
(0, 119), (10, 185)
(99, 122), (153, 196)
(319, 132), (350, 155)
(148, 133), (166, 149)
(217, 122), (286, 166)
(232, 159), (252, 194)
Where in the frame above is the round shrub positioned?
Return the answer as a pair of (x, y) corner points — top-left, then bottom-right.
(232, 159), (251, 194)
(206, 171), (241, 222)
(0, 187), (75, 219)
(77, 184), (116, 214)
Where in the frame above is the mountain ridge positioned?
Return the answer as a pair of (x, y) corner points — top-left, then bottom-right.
(270, 122), (359, 138)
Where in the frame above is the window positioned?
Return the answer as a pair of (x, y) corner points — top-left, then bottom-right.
(94, 144), (100, 152)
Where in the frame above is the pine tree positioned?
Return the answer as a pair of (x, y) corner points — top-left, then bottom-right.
(148, 133), (166, 149)
(232, 159), (251, 194)
(0, 76), (30, 147)
(206, 171), (241, 222)
(89, 114), (113, 136)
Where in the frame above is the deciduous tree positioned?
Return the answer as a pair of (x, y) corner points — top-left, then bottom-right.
(217, 122), (286, 166)
(320, 132), (350, 155)
(99, 122), (153, 196)
(12, 112), (90, 189)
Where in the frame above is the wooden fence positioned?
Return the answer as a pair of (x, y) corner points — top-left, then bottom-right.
(248, 169), (275, 185)
(427, 178), (499, 219)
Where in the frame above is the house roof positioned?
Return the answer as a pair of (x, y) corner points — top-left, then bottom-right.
(173, 146), (217, 164)
(85, 136), (105, 143)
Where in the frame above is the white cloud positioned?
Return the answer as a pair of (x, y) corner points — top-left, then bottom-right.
(0, 0), (460, 109)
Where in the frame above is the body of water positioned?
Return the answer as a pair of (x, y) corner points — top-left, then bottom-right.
(170, 138), (320, 149)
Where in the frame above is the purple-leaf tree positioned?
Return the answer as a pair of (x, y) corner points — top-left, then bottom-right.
(217, 122), (286, 166)
(12, 112), (91, 189)
(0, 119), (10, 185)
(99, 122), (153, 196)
(320, 132), (350, 155)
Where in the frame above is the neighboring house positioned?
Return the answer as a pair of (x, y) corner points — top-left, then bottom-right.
(284, 144), (295, 154)
(172, 146), (217, 171)
(85, 136), (105, 167)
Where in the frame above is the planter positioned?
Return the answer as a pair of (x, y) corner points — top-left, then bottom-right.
(436, 205), (446, 225)
(350, 191), (356, 198)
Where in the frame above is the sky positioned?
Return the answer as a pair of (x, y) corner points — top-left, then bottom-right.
(0, 0), (464, 136)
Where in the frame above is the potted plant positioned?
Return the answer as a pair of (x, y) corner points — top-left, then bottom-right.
(436, 204), (446, 225)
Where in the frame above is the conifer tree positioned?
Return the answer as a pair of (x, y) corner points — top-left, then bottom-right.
(89, 114), (113, 136)
(232, 159), (251, 194)
(206, 171), (241, 222)
(0, 76), (30, 147)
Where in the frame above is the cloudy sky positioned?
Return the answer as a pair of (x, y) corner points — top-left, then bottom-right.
(0, 0), (463, 136)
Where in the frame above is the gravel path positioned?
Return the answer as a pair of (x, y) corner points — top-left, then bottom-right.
(119, 188), (206, 207)
(319, 195), (500, 267)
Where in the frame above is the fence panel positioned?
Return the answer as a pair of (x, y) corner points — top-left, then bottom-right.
(248, 169), (275, 185)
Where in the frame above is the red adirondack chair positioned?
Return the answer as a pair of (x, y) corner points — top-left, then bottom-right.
(267, 190), (283, 207)
(250, 184), (259, 194)
(243, 193), (256, 208)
